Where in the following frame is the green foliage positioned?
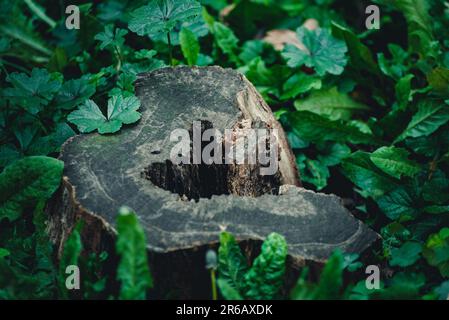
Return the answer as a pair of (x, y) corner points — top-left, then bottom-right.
(217, 232), (248, 293)
(423, 228), (449, 277)
(243, 233), (287, 300)
(3, 68), (62, 114)
(285, 111), (375, 145)
(95, 25), (128, 51)
(370, 146), (421, 179)
(341, 151), (398, 199)
(128, 0), (202, 38)
(2, 0), (449, 301)
(116, 206), (153, 300)
(390, 242), (422, 267)
(291, 249), (345, 300)
(0, 156), (63, 221)
(392, 0), (435, 57)
(67, 95), (141, 134)
(395, 100), (449, 142)
(217, 232), (287, 300)
(294, 87), (369, 121)
(180, 27), (200, 65)
(282, 26), (348, 76)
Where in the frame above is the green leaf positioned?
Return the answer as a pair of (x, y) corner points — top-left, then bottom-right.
(318, 142), (351, 167)
(3, 68), (62, 114)
(285, 111), (376, 145)
(94, 24), (128, 50)
(378, 44), (409, 80)
(331, 22), (380, 75)
(314, 249), (345, 299)
(217, 279), (243, 300)
(116, 206), (153, 300)
(217, 232), (248, 293)
(0, 248), (9, 258)
(369, 146), (421, 179)
(341, 151), (398, 199)
(67, 95), (141, 134)
(395, 74), (415, 111)
(422, 170), (449, 204)
(55, 77), (96, 110)
(243, 233), (287, 300)
(395, 100), (449, 142)
(427, 67), (449, 96)
(393, 0), (435, 57)
(377, 184), (421, 221)
(212, 22), (239, 62)
(375, 272), (426, 299)
(390, 242), (422, 267)
(423, 228), (449, 277)
(281, 73), (322, 100)
(128, 0), (202, 38)
(300, 157), (330, 190)
(282, 26), (348, 76)
(0, 156), (63, 221)
(180, 27), (200, 66)
(434, 281), (449, 300)
(294, 87), (369, 121)
(291, 250), (345, 300)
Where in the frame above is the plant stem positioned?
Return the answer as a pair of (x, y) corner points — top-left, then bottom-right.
(24, 0), (57, 29)
(167, 32), (173, 66)
(210, 269), (217, 300)
(114, 46), (122, 72)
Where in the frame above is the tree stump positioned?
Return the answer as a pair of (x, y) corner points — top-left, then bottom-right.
(48, 66), (378, 298)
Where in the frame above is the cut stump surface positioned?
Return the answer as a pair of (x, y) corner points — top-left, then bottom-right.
(51, 66), (378, 265)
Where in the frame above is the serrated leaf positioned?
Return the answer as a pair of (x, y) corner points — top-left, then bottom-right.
(67, 95), (141, 134)
(370, 146), (421, 179)
(341, 151), (398, 199)
(395, 100), (449, 142)
(180, 27), (200, 65)
(377, 184), (421, 221)
(3, 68), (62, 114)
(94, 24), (128, 50)
(217, 279), (243, 300)
(390, 242), (422, 267)
(282, 26), (348, 76)
(55, 77), (96, 110)
(243, 233), (287, 300)
(217, 232), (248, 293)
(128, 0), (202, 38)
(0, 156), (63, 221)
(116, 206), (153, 300)
(294, 87), (369, 121)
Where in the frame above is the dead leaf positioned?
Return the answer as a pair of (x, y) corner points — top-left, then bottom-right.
(263, 19), (319, 51)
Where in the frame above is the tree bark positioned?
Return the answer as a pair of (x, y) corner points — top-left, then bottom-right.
(47, 66), (378, 298)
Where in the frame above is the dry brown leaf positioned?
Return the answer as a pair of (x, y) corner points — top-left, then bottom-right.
(263, 19), (319, 51)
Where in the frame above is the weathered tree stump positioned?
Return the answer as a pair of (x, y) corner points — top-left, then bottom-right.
(48, 66), (378, 298)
